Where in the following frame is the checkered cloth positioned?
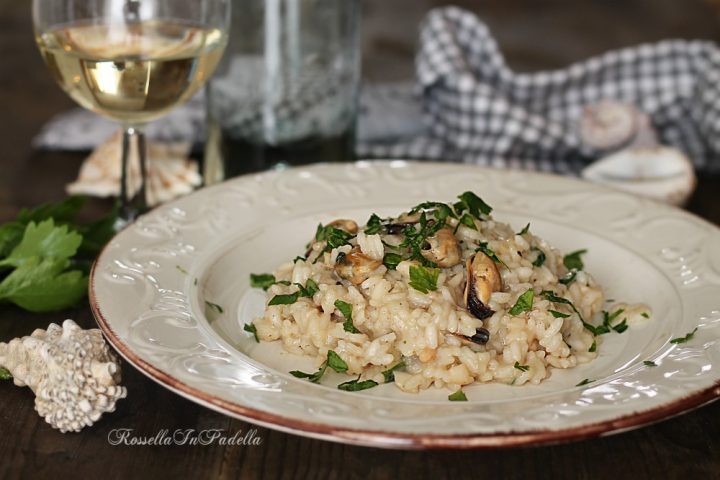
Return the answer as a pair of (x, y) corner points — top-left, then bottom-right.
(359, 7), (720, 173)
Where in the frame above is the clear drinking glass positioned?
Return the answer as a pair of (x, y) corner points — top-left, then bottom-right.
(203, 0), (360, 183)
(33, 0), (230, 225)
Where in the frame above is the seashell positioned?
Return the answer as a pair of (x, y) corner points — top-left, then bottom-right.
(579, 100), (658, 151)
(0, 320), (126, 433)
(66, 130), (201, 206)
(581, 146), (697, 206)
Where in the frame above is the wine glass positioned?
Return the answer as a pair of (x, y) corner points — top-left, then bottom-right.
(32, 0), (230, 225)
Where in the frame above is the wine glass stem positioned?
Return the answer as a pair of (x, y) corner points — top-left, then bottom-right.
(119, 125), (148, 224)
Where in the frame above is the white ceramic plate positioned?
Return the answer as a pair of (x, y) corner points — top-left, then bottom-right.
(90, 161), (720, 449)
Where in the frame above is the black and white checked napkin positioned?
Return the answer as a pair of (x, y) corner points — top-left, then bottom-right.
(36, 7), (720, 173)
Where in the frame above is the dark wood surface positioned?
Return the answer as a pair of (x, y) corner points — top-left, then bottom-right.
(2, 1), (720, 479)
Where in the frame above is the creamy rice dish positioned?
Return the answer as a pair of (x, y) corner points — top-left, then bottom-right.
(247, 192), (649, 398)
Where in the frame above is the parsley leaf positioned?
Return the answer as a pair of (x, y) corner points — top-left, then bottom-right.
(576, 378), (594, 387)
(0, 219), (82, 269)
(293, 256), (307, 263)
(334, 299), (360, 333)
(563, 249), (587, 271)
(508, 289), (534, 316)
(383, 253), (402, 270)
(457, 192), (493, 218)
(518, 223), (530, 235)
(514, 361), (529, 372)
(408, 265), (439, 294)
(290, 350), (348, 383)
(670, 327), (698, 344)
(589, 341), (597, 352)
(531, 247), (546, 267)
(268, 293), (300, 305)
(327, 350), (349, 373)
(250, 273), (276, 290)
(364, 214), (383, 235)
(612, 319), (628, 333)
(457, 213), (477, 231)
(641, 312), (650, 319)
(448, 389), (468, 401)
(381, 362), (405, 383)
(243, 323), (260, 342)
(559, 271), (577, 285)
(549, 310), (570, 318)
(643, 360), (657, 367)
(176, 265), (188, 275)
(476, 242), (506, 267)
(0, 367), (11, 380)
(297, 279), (319, 298)
(338, 376), (379, 391)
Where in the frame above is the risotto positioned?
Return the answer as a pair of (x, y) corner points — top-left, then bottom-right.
(247, 192), (649, 397)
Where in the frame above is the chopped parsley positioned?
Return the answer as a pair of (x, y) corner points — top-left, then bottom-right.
(559, 271), (576, 285)
(549, 310), (570, 318)
(364, 214), (384, 235)
(381, 362), (406, 383)
(297, 279), (319, 297)
(457, 213), (477, 231)
(563, 249), (587, 271)
(641, 312), (650, 319)
(410, 202), (457, 221)
(408, 265), (439, 294)
(290, 350), (348, 383)
(670, 327), (698, 345)
(476, 242), (506, 267)
(643, 360), (657, 367)
(514, 361), (529, 372)
(576, 378), (594, 387)
(457, 191), (493, 218)
(268, 293), (299, 305)
(268, 279), (319, 305)
(0, 367), (11, 380)
(508, 288), (534, 316)
(293, 256), (306, 263)
(334, 299), (360, 333)
(518, 223), (530, 235)
(382, 253), (402, 270)
(589, 341), (597, 352)
(314, 223), (354, 259)
(531, 247), (546, 267)
(612, 319), (628, 333)
(243, 323), (259, 342)
(205, 301), (224, 314)
(337, 376), (379, 391)
(176, 265), (188, 275)
(250, 273), (276, 290)
(448, 389), (468, 401)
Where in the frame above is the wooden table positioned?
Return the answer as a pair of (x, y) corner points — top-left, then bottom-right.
(2, 1), (720, 478)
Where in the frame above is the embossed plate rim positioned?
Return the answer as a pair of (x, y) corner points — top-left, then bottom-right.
(90, 161), (720, 449)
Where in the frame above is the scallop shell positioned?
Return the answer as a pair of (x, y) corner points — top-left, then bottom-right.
(581, 146), (697, 206)
(67, 130), (201, 206)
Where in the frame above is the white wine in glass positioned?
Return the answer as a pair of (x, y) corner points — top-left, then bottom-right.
(33, 1), (230, 224)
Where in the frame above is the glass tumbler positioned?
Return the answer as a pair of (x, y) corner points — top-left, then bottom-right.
(204, 0), (360, 183)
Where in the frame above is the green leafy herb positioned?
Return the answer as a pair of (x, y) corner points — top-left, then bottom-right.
(643, 360), (657, 367)
(612, 319), (629, 333)
(176, 265), (188, 275)
(250, 273), (276, 290)
(297, 279), (319, 298)
(337, 376), (379, 391)
(383, 253), (403, 270)
(243, 323), (259, 342)
(410, 202), (457, 221)
(334, 299), (360, 334)
(576, 378), (594, 387)
(327, 351), (349, 373)
(364, 214), (383, 235)
(293, 256), (306, 263)
(381, 362), (406, 383)
(531, 247), (546, 267)
(476, 242), (506, 267)
(518, 223), (530, 235)
(514, 361), (529, 372)
(0, 367), (11, 380)
(589, 341), (597, 353)
(290, 350), (348, 383)
(0, 219), (82, 269)
(408, 265), (439, 294)
(670, 327), (698, 345)
(549, 310), (570, 318)
(448, 389), (468, 401)
(508, 289), (534, 316)
(457, 192), (493, 218)
(457, 213), (477, 231)
(193, 278), (198, 286)
(563, 249), (587, 271)
(559, 271), (576, 285)
(268, 293), (300, 305)
(205, 301), (224, 314)
(641, 312), (650, 319)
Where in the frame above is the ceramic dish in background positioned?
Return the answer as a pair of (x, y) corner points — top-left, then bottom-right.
(89, 161), (720, 449)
